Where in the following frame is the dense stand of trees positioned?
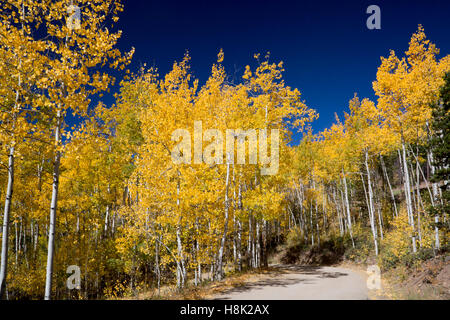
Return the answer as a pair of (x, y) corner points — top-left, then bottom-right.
(287, 27), (450, 266)
(0, 0), (133, 299)
(0, 1), (448, 300)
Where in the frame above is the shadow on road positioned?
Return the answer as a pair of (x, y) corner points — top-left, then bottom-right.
(213, 265), (349, 300)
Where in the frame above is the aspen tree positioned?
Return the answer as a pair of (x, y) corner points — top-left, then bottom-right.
(36, 0), (133, 299)
(0, 1), (50, 298)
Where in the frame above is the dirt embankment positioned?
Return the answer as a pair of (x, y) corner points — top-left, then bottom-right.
(383, 255), (450, 300)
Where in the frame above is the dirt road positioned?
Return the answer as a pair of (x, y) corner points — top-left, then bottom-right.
(213, 264), (369, 300)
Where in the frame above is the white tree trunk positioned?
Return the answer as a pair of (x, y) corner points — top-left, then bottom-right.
(428, 150), (440, 250)
(309, 202), (314, 246)
(332, 188), (344, 236)
(401, 141), (417, 253)
(155, 234), (160, 295)
(44, 109), (62, 300)
(256, 221), (260, 268)
(0, 146), (14, 299)
(0, 47), (23, 298)
(364, 151), (378, 256)
(415, 155), (423, 247)
(217, 158), (230, 280)
(342, 169), (355, 247)
(426, 121), (440, 250)
(236, 182), (242, 271)
(236, 219), (242, 272)
(380, 154), (398, 217)
(377, 205), (384, 240)
(248, 214), (252, 267)
(175, 177), (187, 288)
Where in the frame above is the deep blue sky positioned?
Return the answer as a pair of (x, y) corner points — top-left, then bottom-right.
(107, 0), (450, 144)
